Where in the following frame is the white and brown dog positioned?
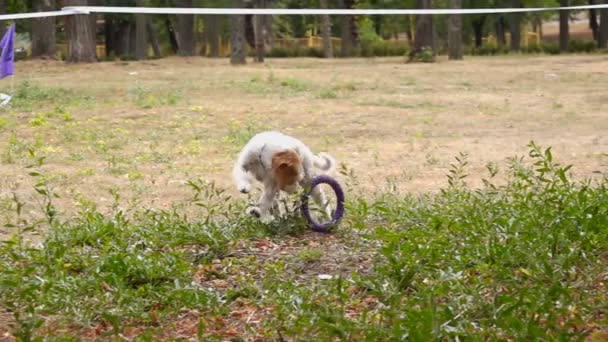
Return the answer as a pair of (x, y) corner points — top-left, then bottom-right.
(232, 131), (335, 222)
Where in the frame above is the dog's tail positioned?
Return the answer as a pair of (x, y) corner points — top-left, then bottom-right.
(313, 152), (336, 172)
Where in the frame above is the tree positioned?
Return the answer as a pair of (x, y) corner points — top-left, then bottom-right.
(165, 17), (179, 53)
(465, 0), (492, 48)
(340, 0), (358, 57)
(103, 0), (138, 59)
(448, 0), (463, 60)
(245, 16), (255, 49)
(320, 0), (333, 58)
(559, 0), (569, 52)
(600, 0), (608, 48)
(589, 0), (599, 41)
(470, 15), (486, 48)
(174, 0), (196, 56)
(230, 0), (247, 64)
(147, 19), (162, 58)
(495, 16), (507, 46)
(408, 0), (435, 62)
(89, 0), (97, 45)
(510, 0), (522, 51)
(204, 15), (221, 57)
(262, 1), (273, 52)
(0, 0), (6, 39)
(31, 0), (57, 59)
(254, 0), (266, 62)
(135, 0), (147, 60)
(64, 0), (98, 63)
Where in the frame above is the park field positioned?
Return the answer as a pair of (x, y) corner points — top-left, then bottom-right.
(0, 55), (607, 340)
(1, 55), (607, 228)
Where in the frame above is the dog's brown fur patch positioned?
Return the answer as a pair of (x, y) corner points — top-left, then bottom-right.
(272, 150), (302, 191)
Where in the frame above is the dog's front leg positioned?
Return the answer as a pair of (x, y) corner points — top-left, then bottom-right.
(257, 183), (278, 223)
(311, 186), (332, 219)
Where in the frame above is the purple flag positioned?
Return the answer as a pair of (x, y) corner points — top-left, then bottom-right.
(0, 23), (16, 79)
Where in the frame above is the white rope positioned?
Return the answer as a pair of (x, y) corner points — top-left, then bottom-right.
(0, 9), (81, 21)
(62, 4), (608, 16)
(1, 4), (608, 22)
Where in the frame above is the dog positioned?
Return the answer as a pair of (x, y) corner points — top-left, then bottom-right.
(232, 131), (335, 222)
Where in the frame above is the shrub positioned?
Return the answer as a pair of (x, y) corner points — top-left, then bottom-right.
(268, 47), (290, 58)
(541, 42), (560, 55)
(569, 39), (597, 53)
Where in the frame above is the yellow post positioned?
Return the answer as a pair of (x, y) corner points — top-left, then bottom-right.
(308, 31), (313, 48)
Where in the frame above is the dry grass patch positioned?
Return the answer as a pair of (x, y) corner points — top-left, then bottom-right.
(1, 55), (607, 240)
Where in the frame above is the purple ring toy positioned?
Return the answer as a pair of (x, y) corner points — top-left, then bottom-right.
(301, 175), (345, 233)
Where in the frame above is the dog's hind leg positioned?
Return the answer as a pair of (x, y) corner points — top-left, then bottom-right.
(232, 150), (254, 193)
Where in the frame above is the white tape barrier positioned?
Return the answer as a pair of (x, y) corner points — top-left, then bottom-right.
(2, 4), (608, 22)
(0, 9), (81, 21)
(63, 4), (608, 15)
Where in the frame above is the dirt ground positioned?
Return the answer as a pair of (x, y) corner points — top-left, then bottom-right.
(0, 55), (607, 240)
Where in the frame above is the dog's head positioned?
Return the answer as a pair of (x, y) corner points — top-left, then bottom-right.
(272, 149), (303, 193)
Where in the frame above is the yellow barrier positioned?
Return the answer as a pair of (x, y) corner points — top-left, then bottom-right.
(57, 43), (107, 59)
(483, 31), (540, 47)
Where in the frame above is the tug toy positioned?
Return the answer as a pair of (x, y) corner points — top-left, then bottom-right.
(300, 175), (345, 233)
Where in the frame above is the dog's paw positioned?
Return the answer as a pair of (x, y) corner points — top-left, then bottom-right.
(246, 206), (261, 218)
(260, 215), (275, 224)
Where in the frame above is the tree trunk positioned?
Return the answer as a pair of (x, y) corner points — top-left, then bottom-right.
(88, 0), (97, 46)
(559, 0), (569, 52)
(165, 17), (179, 54)
(448, 0), (463, 60)
(406, 22), (413, 46)
(254, 0), (265, 62)
(129, 21), (137, 57)
(472, 16), (486, 48)
(175, 0), (196, 56)
(245, 15), (255, 48)
(532, 16), (543, 37)
(135, 0), (147, 60)
(0, 0), (5, 39)
(589, 0), (599, 41)
(104, 17), (116, 58)
(204, 15), (221, 57)
(230, 0), (247, 65)
(409, 0), (435, 62)
(340, 0), (358, 57)
(510, 0), (522, 51)
(320, 0), (333, 58)
(116, 20), (132, 57)
(495, 16), (507, 47)
(600, 0), (608, 49)
(32, 0), (57, 59)
(147, 20), (162, 58)
(263, 7), (273, 53)
(64, 0), (98, 63)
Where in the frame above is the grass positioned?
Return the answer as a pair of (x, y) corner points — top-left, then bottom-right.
(1, 56), (607, 225)
(0, 142), (606, 340)
(0, 56), (607, 339)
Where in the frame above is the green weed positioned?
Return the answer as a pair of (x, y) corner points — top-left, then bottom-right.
(223, 119), (266, 148)
(130, 83), (181, 109)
